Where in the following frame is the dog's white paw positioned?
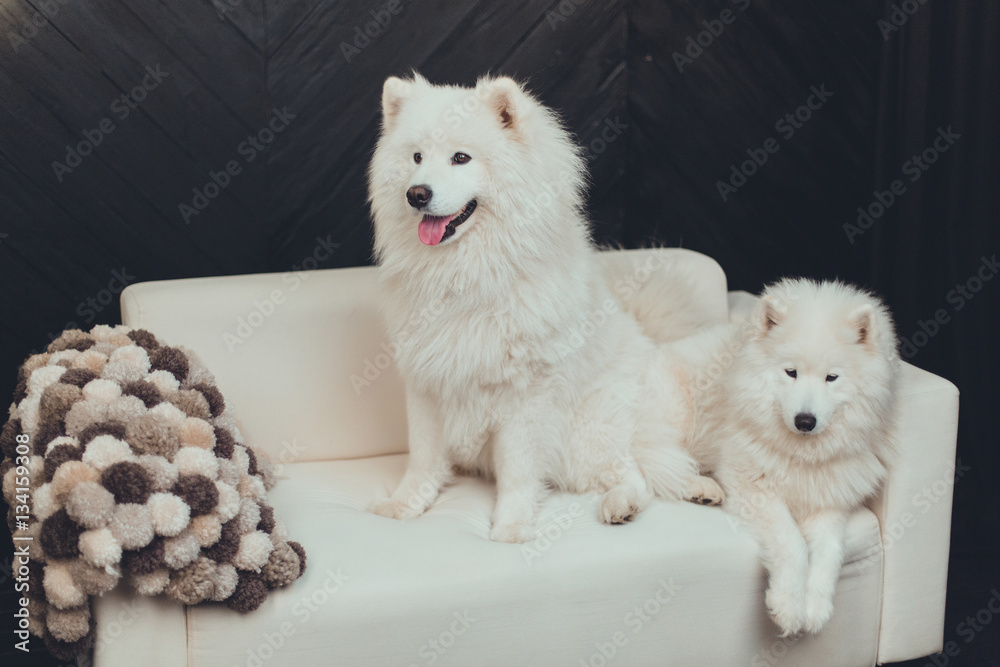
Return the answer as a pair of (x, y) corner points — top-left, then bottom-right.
(600, 485), (644, 525)
(489, 522), (534, 543)
(802, 590), (835, 634)
(765, 584), (806, 637)
(372, 498), (423, 521)
(684, 475), (725, 506)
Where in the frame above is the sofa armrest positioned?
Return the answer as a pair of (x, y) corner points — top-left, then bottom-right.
(93, 586), (187, 666)
(871, 363), (959, 664)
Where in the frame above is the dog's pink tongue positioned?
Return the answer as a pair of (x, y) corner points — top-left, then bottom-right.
(418, 216), (449, 246)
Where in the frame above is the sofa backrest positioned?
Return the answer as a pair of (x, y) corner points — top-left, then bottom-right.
(120, 248), (728, 463)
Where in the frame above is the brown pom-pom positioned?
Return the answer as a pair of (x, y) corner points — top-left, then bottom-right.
(150, 347), (189, 382)
(101, 461), (153, 505)
(46, 604), (91, 642)
(121, 538), (165, 575)
(0, 418), (21, 459)
(126, 413), (180, 460)
(246, 448), (259, 477)
(29, 560), (46, 602)
(44, 626), (95, 662)
(169, 390), (211, 420)
(227, 570), (268, 613)
(287, 541), (307, 577)
(261, 541), (301, 589)
(204, 519), (240, 563)
(40, 509), (81, 559)
(48, 330), (94, 354)
(44, 444), (83, 482)
(33, 421), (64, 456)
(69, 560), (119, 595)
(122, 380), (162, 409)
(79, 420), (127, 446)
(13, 368), (28, 404)
(59, 368), (99, 389)
(39, 383), (83, 426)
(193, 383), (225, 418)
(165, 557), (216, 605)
(213, 427), (235, 459)
(127, 329), (161, 352)
(257, 504), (275, 533)
(172, 474), (219, 516)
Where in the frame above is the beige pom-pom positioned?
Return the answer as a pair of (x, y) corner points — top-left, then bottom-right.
(237, 498), (261, 533)
(270, 519), (289, 544)
(231, 446), (250, 475)
(165, 557), (215, 605)
(49, 349), (81, 366)
(2, 466), (16, 501)
(82, 435), (135, 471)
(46, 605), (91, 643)
(32, 483), (60, 521)
(109, 503), (154, 550)
(214, 482), (241, 522)
(89, 324), (119, 342)
(233, 531), (273, 571)
(262, 541), (302, 588)
(70, 560), (120, 595)
(190, 514), (223, 548)
(29, 455), (46, 489)
(163, 530), (201, 569)
(78, 528), (122, 568)
(148, 492), (191, 537)
(147, 371), (180, 398)
(27, 365), (67, 395)
(72, 349), (108, 374)
(217, 459), (239, 487)
(179, 418), (215, 449)
(139, 455), (179, 492)
(102, 345), (151, 385)
(174, 446), (218, 479)
(211, 563), (239, 601)
(238, 475), (266, 500)
(129, 569), (170, 596)
(65, 481), (116, 529)
(106, 394), (147, 424)
(64, 400), (109, 438)
(51, 460), (99, 499)
(82, 378), (122, 404)
(44, 562), (87, 610)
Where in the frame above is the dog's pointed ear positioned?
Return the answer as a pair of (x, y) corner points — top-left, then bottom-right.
(756, 295), (786, 336)
(480, 76), (524, 132)
(848, 303), (877, 346)
(382, 76), (411, 131)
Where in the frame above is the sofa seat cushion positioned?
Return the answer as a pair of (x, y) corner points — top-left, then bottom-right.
(184, 455), (884, 667)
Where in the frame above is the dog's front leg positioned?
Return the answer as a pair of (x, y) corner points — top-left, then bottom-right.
(372, 385), (452, 520)
(800, 510), (848, 633)
(488, 403), (551, 544)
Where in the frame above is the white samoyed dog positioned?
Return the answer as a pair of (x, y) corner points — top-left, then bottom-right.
(634, 277), (901, 635)
(367, 73), (715, 542)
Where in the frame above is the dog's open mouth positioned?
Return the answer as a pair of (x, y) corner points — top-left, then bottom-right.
(418, 200), (477, 246)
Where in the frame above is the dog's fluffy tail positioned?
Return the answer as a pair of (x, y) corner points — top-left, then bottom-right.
(613, 256), (722, 343)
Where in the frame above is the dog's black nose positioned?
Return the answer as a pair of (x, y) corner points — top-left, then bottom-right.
(794, 413), (817, 432)
(406, 185), (432, 209)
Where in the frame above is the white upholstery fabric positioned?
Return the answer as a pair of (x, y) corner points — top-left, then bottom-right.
(93, 249), (958, 666)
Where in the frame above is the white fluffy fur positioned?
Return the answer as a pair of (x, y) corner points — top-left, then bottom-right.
(631, 277), (900, 635)
(368, 74), (707, 542)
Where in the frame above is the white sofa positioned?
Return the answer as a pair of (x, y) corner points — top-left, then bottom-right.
(94, 248), (959, 667)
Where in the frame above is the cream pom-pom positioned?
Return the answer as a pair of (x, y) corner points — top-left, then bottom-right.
(82, 435), (135, 471)
(174, 446), (218, 479)
(2, 466), (16, 500)
(27, 364), (67, 395)
(106, 394), (147, 424)
(72, 349), (108, 374)
(66, 481), (116, 529)
(233, 531), (273, 571)
(163, 530), (201, 569)
(32, 483), (60, 521)
(190, 514), (223, 548)
(149, 400), (187, 426)
(109, 503), (154, 550)
(148, 492), (191, 537)
(44, 562), (88, 610)
(270, 519), (289, 544)
(236, 498), (261, 533)
(147, 370), (180, 395)
(78, 527), (122, 568)
(103, 345), (151, 384)
(211, 563), (239, 601)
(89, 324), (119, 341)
(51, 460), (99, 499)
(45, 435), (81, 455)
(231, 446), (250, 475)
(217, 459), (239, 487)
(82, 378), (122, 404)
(139, 455), (179, 492)
(49, 349), (82, 365)
(214, 482), (241, 522)
(46, 605), (92, 643)
(129, 568), (170, 596)
(238, 475), (266, 500)
(179, 418), (215, 449)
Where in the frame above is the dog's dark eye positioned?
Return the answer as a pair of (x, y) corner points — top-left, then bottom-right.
(826, 374), (838, 382)
(785, 369), (797, 379)
(452, 152), (471, 165)
(413, 153), (422, 164)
